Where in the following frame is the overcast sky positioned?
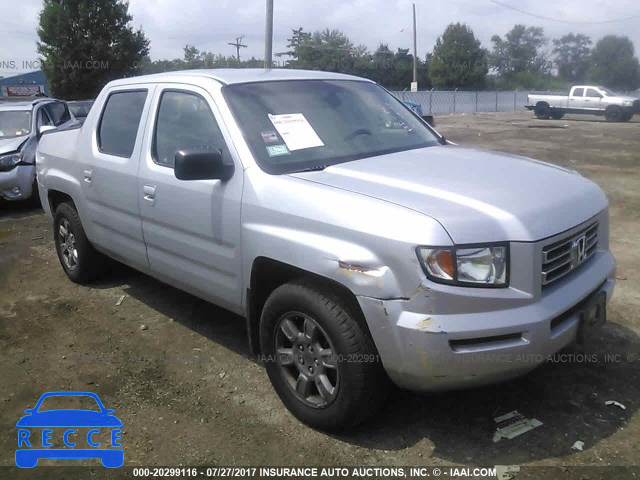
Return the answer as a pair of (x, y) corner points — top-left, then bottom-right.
(1, 0), (640, 77)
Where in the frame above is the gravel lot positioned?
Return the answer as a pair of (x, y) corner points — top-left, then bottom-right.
(1, 112), (639, 478)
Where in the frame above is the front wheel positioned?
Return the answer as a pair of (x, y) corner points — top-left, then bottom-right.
(605, 106), (623, 122)
(54, 202), (107, 284)
(260, 280), (388, 430)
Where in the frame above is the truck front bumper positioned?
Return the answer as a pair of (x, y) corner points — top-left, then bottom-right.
(0, 164), (35, 201)
(357, 250), (616, 392)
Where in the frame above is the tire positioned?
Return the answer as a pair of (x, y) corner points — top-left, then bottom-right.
(53, 201), (108, 284)
(605, 105), (623, 122)
(260, 279), (388, 430)
(620, 112), (633, 122)
(550, 111), (564, 120)
(535, 102), (551, 119)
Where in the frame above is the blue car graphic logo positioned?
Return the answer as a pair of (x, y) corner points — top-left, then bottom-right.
(15, 391), (123, 468)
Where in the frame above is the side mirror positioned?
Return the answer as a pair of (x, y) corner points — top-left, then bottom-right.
(174, 148), (234, 181)
(38, 125), (56, 138)
(422, 115), (435, 128)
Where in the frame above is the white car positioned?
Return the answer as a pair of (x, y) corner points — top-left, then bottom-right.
(0, 98), (75, 201)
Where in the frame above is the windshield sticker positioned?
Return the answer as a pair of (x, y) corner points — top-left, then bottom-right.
(261, 130), (279, 144)
(268, 113), (324, 151)
(266, 144), (290, 157)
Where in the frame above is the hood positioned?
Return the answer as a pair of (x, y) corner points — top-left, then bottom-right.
(0, 136), (28, 155)
(607, 95), (638, 103)
(290, 146), (607, 244)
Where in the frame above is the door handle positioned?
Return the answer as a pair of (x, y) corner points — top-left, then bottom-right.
(143, 185), (156, 204)
(83, 169), (92, 184)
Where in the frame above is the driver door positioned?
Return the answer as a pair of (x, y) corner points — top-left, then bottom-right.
(584, 88), (603, 112)
(137, 84), (244, 314)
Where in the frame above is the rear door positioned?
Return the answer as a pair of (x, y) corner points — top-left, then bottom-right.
(569, 87), (585, 109)
(82, 86), (155, 271)
(137, 83), (244, 314)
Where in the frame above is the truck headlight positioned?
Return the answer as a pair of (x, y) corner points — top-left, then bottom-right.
(417, 245), (509, 287)
(622, 100), (633, 107)
(0, 153), (23, 172)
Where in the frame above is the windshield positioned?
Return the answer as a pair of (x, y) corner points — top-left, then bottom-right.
(0, 110), (32, 139)
(223, 80), (441, 174)
(599, 87), (616, 96)
(37, 395), (101, 412)
(68, 101), (94, 118)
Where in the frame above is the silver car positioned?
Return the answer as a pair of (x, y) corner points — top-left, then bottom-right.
(36, 70), (616, 429)
(0, 98), (76, 202)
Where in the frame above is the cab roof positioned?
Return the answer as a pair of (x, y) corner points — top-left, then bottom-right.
(107, 68), (373, 87)
(0, 98), (54, 111)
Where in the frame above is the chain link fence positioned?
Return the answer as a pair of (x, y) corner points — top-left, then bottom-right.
(392, 90), (531, 115)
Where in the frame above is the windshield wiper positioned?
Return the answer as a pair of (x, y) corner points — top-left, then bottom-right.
(291, 165), (328, 173)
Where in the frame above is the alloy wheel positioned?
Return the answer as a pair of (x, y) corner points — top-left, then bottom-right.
(274, 312), (339, 408)
(58, 218), (78, 270)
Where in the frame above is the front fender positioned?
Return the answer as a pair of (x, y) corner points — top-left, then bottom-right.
(244, 223), (402, 299)
(241, 169), (453, 300)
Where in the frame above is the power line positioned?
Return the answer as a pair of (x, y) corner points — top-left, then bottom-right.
(228, 36), (247, 66)
(490, 0), (640, 24)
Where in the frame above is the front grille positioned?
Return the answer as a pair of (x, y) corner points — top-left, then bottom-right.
(633, 99), (640, 113)
(541, 222), (598, 286)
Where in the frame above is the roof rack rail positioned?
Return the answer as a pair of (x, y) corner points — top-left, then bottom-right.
(31, 97), (51, 106)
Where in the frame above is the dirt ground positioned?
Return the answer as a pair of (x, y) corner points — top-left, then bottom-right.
(1, 112), (639, 478)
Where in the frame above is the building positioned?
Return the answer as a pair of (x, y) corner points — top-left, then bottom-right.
(0, 70), (49, 97)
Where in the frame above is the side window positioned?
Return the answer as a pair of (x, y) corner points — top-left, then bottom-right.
(98, 90), (148, 157)
(152, 90), (227, 167)
(36, 108), (54, 129)
(572, 88), (584, 97)
(586, 88), (602, 98)
(45, 102), (71, 125)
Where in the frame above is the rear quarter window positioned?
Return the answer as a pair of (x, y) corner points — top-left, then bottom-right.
(98, 90), (148, 157)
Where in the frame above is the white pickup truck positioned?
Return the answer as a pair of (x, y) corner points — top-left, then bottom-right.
(526, 85), (640, 122)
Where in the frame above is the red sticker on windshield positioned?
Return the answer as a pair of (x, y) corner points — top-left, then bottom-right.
(261, 130), (279, 144)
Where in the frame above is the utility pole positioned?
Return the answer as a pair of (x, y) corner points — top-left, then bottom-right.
(228, 36), (247, 67)
(412, 3), (418, 85)
(264, 0), (274, 69)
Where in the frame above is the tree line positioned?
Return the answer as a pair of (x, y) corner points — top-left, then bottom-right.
(36, 0), (640, 99)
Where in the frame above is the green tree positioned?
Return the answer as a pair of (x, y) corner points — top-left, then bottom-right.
(183, 45), (200, 64)
(429, 23), (487, 88)
(589, 35), (640, 91)
(276, 27), (311, 64)
(552, 33), (591, 82)
(389, 48), (421, 89)
(37, 0), (149, 99)
(289, 29), (366, 74)
(369, 43), (395, 86)
(367, 45), (419, 89)
(490, 25), (548, 79)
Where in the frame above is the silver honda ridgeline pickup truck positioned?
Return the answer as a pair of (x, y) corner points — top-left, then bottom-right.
(36, 69), (615, 430)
